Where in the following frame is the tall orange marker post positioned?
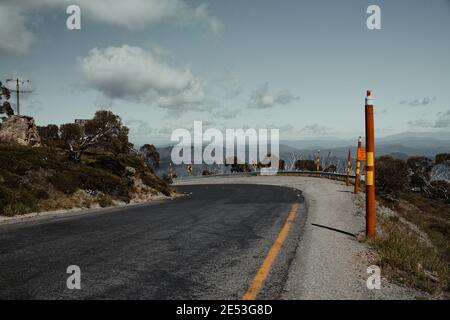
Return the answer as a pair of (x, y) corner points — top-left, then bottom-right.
(346, 149), (351, 186)
(316, 149), (321, 171)
(354, 136), (362, 194)
(365, 90), (376, 239)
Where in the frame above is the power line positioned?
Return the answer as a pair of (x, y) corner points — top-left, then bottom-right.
(5, 78), (32, 116)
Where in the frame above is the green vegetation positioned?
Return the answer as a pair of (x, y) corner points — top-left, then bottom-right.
(369, 155), (450, 296)
(294, 159), (321, 171)
(369, 214), (448, 295)
(0, 111), (172, 216)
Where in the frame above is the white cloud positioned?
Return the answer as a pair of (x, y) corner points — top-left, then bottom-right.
(64, 0), (223, 33)
(157, 78), (206, 109)
(79, 45), (209, 112)
(0, 0), (223, 53)
(0, 5), (34, 54)
(434, 110), (450, 128)
(400, 97), (437, 107)
(248, 83), (299, 109)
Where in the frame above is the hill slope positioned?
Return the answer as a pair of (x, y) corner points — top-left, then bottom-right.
(0, 143), (172, 216)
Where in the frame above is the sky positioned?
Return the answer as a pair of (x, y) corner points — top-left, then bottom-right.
(0, 0), (449, 146)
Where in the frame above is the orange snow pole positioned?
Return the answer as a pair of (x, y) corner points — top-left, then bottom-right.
(169, 162), (173, 179)
(365, 90), (376, 239)
(354, 136), (362, 194)
(346, 149), (351, 186)
(316, 149), (321, 171)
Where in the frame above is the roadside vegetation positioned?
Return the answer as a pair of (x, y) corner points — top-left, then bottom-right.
(0, 111), (172, 217)
(368, 154), (450, 296)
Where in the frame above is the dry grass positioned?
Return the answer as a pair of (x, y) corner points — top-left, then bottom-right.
(371, 193), (450, 296)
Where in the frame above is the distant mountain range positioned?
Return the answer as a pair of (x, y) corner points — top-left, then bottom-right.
(280, 132), (450, 159)
(155, 132), (450, 176)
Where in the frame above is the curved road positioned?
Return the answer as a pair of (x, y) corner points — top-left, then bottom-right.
(0, 184), (305, 299)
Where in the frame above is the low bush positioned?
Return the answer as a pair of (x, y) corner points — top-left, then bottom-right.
(0, 143), (171, 216)
(375, 156), (408, 197)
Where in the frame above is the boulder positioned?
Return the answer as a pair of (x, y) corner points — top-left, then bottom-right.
(0, 115), (41, 147)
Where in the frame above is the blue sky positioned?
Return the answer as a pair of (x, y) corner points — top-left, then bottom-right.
(1, 0), (449, 145)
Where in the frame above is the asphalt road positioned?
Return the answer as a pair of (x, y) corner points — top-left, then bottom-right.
(0, 184), (305, 300)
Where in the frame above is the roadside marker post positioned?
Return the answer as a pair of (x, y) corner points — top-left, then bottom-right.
(365, 90), (376, 239)
(354, 136), (362, 194)
(346, 149), (351, 186)
(316, 149), (321, 171)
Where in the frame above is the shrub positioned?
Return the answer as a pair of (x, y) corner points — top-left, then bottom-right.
(375, 156), (408, 196)
(428, 180), (450, 203)
(78, 167), (130, 197)
(407, 156), (433, 190)
(48, 171), (80, 195)
(97, 194), (114, 208)
(0, 186), (38, 216)
(436, 153), (450, 165)
(295, 159), (319, 171)
(37, 124), (60, 147)
(89, 156), (127, 177)
(142, 174), (172, 196)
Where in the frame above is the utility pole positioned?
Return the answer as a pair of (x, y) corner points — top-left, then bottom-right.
(5, 78), (32, 116)
(354, 136), (362, 194)
(365, 90), (376, 239)
(346, 149), (351, 186)
(316, 149), (321, 171)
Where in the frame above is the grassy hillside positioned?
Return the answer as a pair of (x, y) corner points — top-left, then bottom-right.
(0, 143), (172, 216)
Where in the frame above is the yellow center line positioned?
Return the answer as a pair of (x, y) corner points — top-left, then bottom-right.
(242, 203), (299, 300)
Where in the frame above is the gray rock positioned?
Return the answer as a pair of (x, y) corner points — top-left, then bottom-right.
(0, 115), (41, 147)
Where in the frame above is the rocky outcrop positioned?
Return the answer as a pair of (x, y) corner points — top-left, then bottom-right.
(0, 115), (41, 147)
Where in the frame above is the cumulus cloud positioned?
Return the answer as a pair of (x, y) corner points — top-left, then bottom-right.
(400, 97), (437, 107)
(0, 5), (34, 53)
(248, 83), (299, 109)
(434, 110), (450, 128)
(80, 45), (208, 111)
(0, 0), (222, 53)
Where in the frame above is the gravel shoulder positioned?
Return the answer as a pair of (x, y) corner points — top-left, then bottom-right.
(175, 175), (424, 299)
